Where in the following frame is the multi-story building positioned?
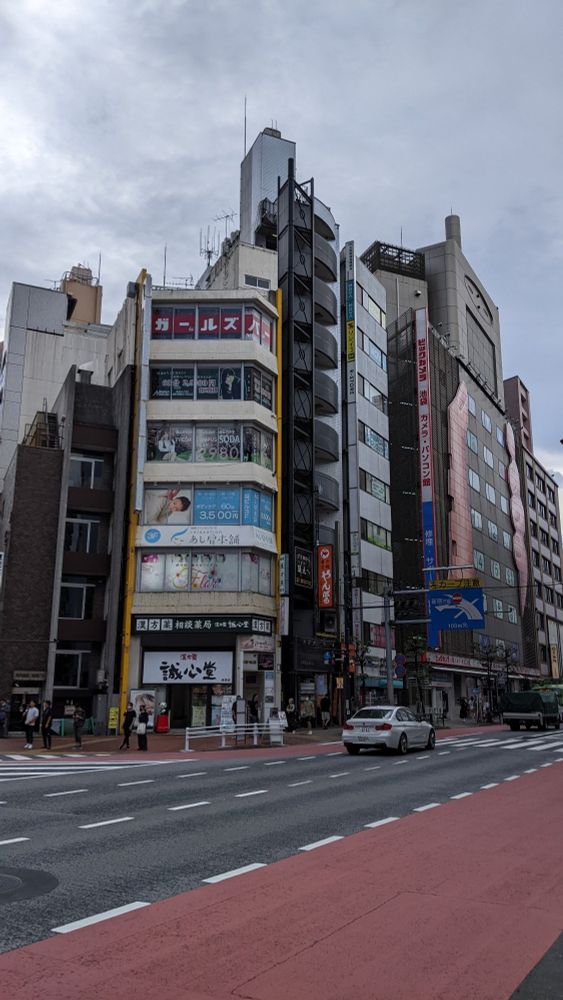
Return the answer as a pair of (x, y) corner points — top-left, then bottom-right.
(125, 280), (281, 727)
(340, 241), (394, 704)
(504, 376), (563, 677)
(362, 217), (528, 715)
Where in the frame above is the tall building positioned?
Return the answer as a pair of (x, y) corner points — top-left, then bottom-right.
(125, 279), (281, 726)
(340, 241), (394, 703)
(363, 217), (528, 715)
(504, 375), (563, 677)
(239, 127), (296, 248)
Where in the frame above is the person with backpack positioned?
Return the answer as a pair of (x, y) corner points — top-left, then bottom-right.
(72, 705), (86, 749)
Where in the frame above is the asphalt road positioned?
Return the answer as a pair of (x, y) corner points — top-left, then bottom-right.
(1, 727), (563, 955)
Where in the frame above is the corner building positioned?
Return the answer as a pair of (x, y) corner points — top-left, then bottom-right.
(129, 283), (280, 727)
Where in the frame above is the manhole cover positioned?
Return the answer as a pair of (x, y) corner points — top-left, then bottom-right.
(0, 867), (58, 903)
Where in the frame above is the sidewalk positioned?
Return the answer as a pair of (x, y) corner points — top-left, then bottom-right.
(0, 719), (505, 756)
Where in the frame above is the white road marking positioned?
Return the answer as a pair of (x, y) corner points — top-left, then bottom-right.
(117, 779), (155, 787)
(481, 782), (499, 789)
(365, 817), (399, 829)
(79, 817), (133, 829)
(320, 741), (342, 746)
(44, 789), (88, 797)
(393, 760), (408, 766)
(168, 801), (210, 811)
(438, 751), (450, 756)
(0, 837), (29, 846)
(326, 751), (344, 756)
(5, 755), (31, 760)
(203, 863), (266, 884)
(176, 772), (207, 779)
(235, 790), (268, 798)
(523, 768), (537, 774)
(450, 792), (473, 799)
(297, 756), (316, 761)
(299, 836), (343, 851)
(52, 902), (150, 934)
(364, 765), (381, 771)
(540, 762), (554, 768)
(416, 755), (430, 760)
(224, 766), (249, 772)
(413, 803), (441, 812)
(329, 772), (349, 778)
(288, 780), (312, 787)
(504, 775), (520, 781)
(263, 761), (285, 766)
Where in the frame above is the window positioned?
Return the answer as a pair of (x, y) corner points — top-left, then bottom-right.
(554, 566), (562, 582)
(532, 550), (540, 568)
(557, 592), (563, 609)
(64, 517), (100, 554)
(507, 604), (517, 624)
(500, 494), (509, 514)
(526, 463), (534, 480)
(54, 651), (89, 689)
(530, 521), (538, 539)
(360, 330), (387, 371)
(496, 426), (505, 447)
(483, 446), (494, 468)
(537, 500), (547, 519)
(505, 567), (515, 586)
(149, 364), (274, 409)
(471, 508), (482, 530)
(359, 469), (390, 504)
(361, 569), (389, 596)
(468, 395), (476, 416)
(542, 557), (552, 575)
(493, 598), (503, 619)
(550, 512), (558, 527)
(360, 518), (392, 550)
(481, 410), (492, 433)
(151, 303), (274, 351)
(357, 374), (388, 414)
(490, 559), (501, 579)
(540, 645), (548, 663)
(540, 529), (549, 546)
(527, 490), (536, 510)
(535, 580), (543, 599)
(535, 474), (545, 493)
(139, 550), (273, 595)
(547, 486), (556, 504)
(487, 519), (498, 541)
(467, 430), (478, 453)
(502, 530), (512, 550)
(244, 274), (271, 290)
(469, 468), (480, 492)
(553, 540), (560, 556)
(69, 454), (104, 489)
(536, 611), (545, 631)
(357, 284), (386, 328)
(146, 422), (274, 471)
(498, 461), (506, 481)
(59, 579), (95, 619)
(485, 482), (496, 505)
(544, 586), (554, 605)
(473, 548), (485, 571)
(358, 421), (389, 459)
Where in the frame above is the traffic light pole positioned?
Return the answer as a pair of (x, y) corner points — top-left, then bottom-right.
(384, 589), (394, 705)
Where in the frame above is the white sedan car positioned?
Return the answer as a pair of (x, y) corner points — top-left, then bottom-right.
(342, 706), (436, 755)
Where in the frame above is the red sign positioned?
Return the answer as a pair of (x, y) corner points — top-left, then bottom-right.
(151, 306), (173, 337)
(245, 308), (261, 343)
(317, 544), (334, 608)
(173, 308), (195, 338)
(220, 308), (242, 337)
(198, 307), (220, 338)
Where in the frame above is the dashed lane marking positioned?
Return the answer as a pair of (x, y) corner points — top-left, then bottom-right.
(52, 902), (150, 934)
(299, 836), (343, 851)
(203, 863), (266, 884)
(117, 780), (155, 787)
(235, 790), (268, 798)
(413, 803), (441, 812)
(288, 780), (312, 787)
(0, 837), (29, 846)
(329, 772), (349, 778)
(44, 788), (88, 797)
(79, 817), (133, 830)
(224, 766), (249, 772)
(504, 775), (520, 781)
(263, 761), (286, 766)
(176, 772), (207, 779)
(168, 801), (210, 811)
(450, 792), (473, 799)
(365, 817), (399, 829)
(481, 782), (499, 789)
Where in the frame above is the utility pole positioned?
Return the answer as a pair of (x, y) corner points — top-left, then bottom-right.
(384, 588), (394, 704)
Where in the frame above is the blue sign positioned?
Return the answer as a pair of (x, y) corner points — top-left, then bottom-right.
(144, 528), (161, 544)
(428, 586), (485, 632)
(193, 488), (240, 525)
(242, 488), (260, 526)
(259, 493), (273, 532)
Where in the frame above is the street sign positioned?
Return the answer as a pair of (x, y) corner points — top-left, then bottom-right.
(428, 583), (485, 631)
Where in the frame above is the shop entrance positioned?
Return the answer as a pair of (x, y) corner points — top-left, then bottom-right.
(169, 684), (233, 728)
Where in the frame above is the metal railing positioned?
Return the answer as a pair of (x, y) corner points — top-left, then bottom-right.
(183, 722), (284, 752)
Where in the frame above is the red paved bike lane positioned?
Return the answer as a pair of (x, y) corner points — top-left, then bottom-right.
(1, 758), (562, 1000)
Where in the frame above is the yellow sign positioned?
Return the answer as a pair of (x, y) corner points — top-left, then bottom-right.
(346, 320), (356, 362)
(429, 578), (481, 590)
(108, 706), (119, 731)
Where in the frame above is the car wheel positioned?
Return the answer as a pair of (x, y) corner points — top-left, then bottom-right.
(555, 721), (561, 730)
(345, 744), (360, 755)
(509, 722), (520, 731)
(426, 728), (436, 750)
(398, 732), (408, 755)
(525, 722), (532, 730)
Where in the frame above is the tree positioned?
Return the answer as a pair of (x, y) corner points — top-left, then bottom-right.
(405, 633), (429, 717)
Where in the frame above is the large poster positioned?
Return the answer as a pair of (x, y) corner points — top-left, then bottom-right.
(143, 651), (232, 685)
(144, 488), (192, 525)
(130, 689), (156, 729)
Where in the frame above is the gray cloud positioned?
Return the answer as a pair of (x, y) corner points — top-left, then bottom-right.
(1, 0), (562, 471)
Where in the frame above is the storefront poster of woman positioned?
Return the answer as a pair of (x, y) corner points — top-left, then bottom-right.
(191, 552), (238, 590)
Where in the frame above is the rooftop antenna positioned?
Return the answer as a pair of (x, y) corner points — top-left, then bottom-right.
(214, 209), (237, 240)
(400, 226), (403, 247)
(163, 244), (168, 286)
(97, 251), (101, 283)
(199, 227), (219, 267)
(244, 95), (247, 156)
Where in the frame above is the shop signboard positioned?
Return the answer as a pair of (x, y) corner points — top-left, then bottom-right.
(143, 651), (232, 685)
(295, 547), (313, 588)
(279, 553), (288, 595)
(137, 523), (276, 553)
(134, 614), (273, 635)
(239, 634), (275, 652)
(415, 308), (438, 647)
(428, 578), (485, 631)
(317, 544), (334, 608)
(193, 488), (241, 525)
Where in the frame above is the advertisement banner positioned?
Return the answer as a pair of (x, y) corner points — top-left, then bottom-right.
(193, 488), (241, 525)
(134, 615), (273, 635)
(130, 689), (156, 729)
(143, 651), (232, 685)
(295, 547), (313, 588)
(317, 544), (334, 608)
(415, 308), (438, 646)
(137, 523), (276, 553)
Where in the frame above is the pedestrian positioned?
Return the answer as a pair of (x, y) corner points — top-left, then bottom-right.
(72, 705), (86, 749)
(136, 705), (149, 751)
(469, 695), (476, 720)
(119, 702), (136, 750)
(41, 700), (54, 750)
(459, 697), (467, 720)
(285, 698), (297, 733)
(320, 694), (331, 729)
(0, 699), (8, 738)
(302, 696), (315, 734)
(23, 700), (39, 749)
(248, 694), (259, 725)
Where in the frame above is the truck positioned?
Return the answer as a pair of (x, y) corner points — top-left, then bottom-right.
(500, 691), (561, 732)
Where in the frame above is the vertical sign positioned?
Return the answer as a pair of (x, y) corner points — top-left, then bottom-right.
(345, 242), (361, 581)
(505, 421), (528, 617)
(279, 553), (289, 596)
(415, 308), (438, 646)
(317, 544), (334, 608)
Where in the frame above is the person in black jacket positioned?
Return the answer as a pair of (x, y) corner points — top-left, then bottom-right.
(41, 700), (54, 749)
(119, 703), (137, 750)
(137, 706), (149, 751)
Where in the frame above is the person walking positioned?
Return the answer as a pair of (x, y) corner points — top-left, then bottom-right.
(41, 700), (54, 750)
(248, 694), (259, 725)
(302, 696), (315, 734)
(136, 705), (149, 751)
(320, 694), (331, 730)
(285, 698), (297, 733)
(23, 700), (39, 749)
(72, 705), (86, 749)
(0, 700), (9, 738)
(119, 702), (137, 750)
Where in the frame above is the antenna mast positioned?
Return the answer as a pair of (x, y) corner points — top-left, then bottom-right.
(199, 227), (219, 267)
(214, 209), (237, 240)
(244, 95), (247, 156)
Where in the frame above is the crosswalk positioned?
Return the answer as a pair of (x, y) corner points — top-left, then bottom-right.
(438, 732), (563, 753)
(0, 755), (165, 783)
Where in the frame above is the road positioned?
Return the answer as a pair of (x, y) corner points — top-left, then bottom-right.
(1, 727), (563, 998)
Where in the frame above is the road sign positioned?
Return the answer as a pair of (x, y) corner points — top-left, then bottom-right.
(428, 584), (485, 631)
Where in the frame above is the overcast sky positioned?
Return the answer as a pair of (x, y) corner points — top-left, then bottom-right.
(1, 0), (562, 481)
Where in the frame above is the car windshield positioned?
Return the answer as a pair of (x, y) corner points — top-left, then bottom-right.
(352, 708), (393, 720)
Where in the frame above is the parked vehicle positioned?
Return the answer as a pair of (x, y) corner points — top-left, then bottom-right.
(342, 705), (436, 755)
(531, 685), (563, 722)
(500, 691), (560, 732)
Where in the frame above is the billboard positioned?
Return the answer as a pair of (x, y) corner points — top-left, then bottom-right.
(317, 544), (334, 608)
(428, 579), (485, 631)
(143, 651), (232, 685)
(415, 308), (438, 646)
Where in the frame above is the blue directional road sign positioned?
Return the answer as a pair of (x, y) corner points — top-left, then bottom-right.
(428, 579), (485, 631)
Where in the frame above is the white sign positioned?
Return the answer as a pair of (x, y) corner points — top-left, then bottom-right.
(143, 650), (232, 685)
(431, 652), (483, 670)
(137, 524), (276, 553)
(279, 596), (289, 636)
(239, 634), (275, 652)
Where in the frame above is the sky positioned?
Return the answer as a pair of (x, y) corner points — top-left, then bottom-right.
(0, 0), (562, 484)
